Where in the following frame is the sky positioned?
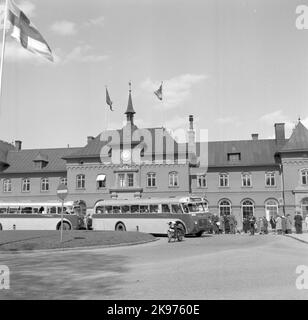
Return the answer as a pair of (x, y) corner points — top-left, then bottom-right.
(0, 0), (308, 149)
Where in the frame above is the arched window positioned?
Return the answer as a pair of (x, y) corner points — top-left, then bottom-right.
(41, 178), (49, 192)
(147, 172), (156, 187)
(96, 174), (106, 189)
(242, 199), (254, 219)
(265, 199), (279, 219)
(219, 199), (231, 216)
(301, 198), (308, 218)
(22, 178), (30, 192)
(76, 174), (85, 189)
(301, 169), (308, 185)
(3, 179), (11, 192)
(169, 172), (179, 187)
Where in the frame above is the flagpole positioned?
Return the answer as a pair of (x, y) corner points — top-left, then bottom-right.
(0, 0), (8, 106)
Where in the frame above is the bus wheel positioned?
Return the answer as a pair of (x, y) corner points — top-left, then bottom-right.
(115, 222), (126, 232)
(57, 221), (71, 231)
(176, 222), (186, 235)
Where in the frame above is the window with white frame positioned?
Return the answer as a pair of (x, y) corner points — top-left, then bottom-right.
(265, 172), (276, 186)
(219, 173), (229, 187)
(22, 178), (30, 192)
(265, 199), (279, 218)
(127, 173), (134, 187)
(197, 174), (207, 188)
(96, 174), (106, 189)
(242, 173), (252, 187)
(147, 173), (156, 187)
(41, 178), (49, 192)
(117, 173), (135, 188)
(76, 174), (85, 189)
(60, 177), (67, 186)
(301, 169), (308, 185)
(219, 199), (231, 216)
(118, 173), (126, 187)
(3, 179), (11, 192)
(169, 172), (179, 187)
(242, 199), (254, 219)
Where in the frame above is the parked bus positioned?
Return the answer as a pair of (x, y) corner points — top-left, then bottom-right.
(0, 201), (87, 230)
(92, 196), (212, 236)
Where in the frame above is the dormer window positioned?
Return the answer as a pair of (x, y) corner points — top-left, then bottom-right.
(33, 152), (49, 169)
(228, 153), (241, 162)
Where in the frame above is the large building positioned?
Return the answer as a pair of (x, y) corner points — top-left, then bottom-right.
(0, 88), (308, 226)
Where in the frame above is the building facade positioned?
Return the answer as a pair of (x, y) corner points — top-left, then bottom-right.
(0, 89), (308, 227)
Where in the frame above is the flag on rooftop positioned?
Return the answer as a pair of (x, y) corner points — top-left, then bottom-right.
(154, 82), (163, 101)
(5, 0), (53, 62)
(106, 87), (113, 111)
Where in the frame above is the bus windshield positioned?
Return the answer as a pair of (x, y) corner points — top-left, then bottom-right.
(182, 202), (206, 213)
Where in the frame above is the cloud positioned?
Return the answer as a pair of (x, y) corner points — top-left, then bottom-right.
(61, 45), (109, 64)
(50, 20), (77, 36)
(19, 0), (36, 17)
(216, 116), (242, 126)
(140, 74), (208, 109)
(84, 16), (105, 28)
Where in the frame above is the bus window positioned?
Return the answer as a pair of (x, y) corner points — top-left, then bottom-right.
(33, 208), (39, 214)
(96, 206), (105, 214)
(0, 208), (7, 214)
(150, 205), (159, 213)
(21, 207), (33, 214)
(188, 203), (199, 213)
(121, 205), (130, 214)
(182, 204), (189, 213)
(113, 206), (121, 214)
(131, 205), (140, 213)
(196, 203), (205, 212)
(50, 206), (57, 214)
(162, 204), (170, 213)
(171, 204), (182, 214)
(9, 207), (19, 214)
(140, 205), (149, 213)
(105, 206), (112, 214)
(39, 206), (45, 214)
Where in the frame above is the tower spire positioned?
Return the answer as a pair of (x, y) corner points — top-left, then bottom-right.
(125, 81), (135, 124)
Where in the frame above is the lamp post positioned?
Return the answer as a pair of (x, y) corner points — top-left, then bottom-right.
(57, 183), (68, 243)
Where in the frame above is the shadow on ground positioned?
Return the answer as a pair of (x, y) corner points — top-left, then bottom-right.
(1, 251), (129, 299)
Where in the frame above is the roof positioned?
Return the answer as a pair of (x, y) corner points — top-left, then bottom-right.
(125, 90), (136, 115)
(1, 147), (82, 174)
(0, 140), (15, 164)
(280, 121), (308, 152)
(33, 152), (49, 162)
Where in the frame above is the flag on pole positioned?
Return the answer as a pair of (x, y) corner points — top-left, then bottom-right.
(154, 82), (163, 101)
(5, 0), (53, 62)
(106, 87), (113, 111)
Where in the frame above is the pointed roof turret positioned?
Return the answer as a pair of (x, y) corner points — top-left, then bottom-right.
(281, 120), (308, 152)
(125, 81), (136, 115)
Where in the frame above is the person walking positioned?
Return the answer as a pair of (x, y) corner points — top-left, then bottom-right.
(270, 216), (276, 233)
(219, 215), (225, 234)
(285, 214), (292, 234)
(276, 215), (282, 235)
(294, 211), (303, 234)
(212, 214), (220, 234)
(262, 216), (268, 234)
(281, 215), (287, 234)
(249, 214), (256, 235)
(224, 215), (230, 234)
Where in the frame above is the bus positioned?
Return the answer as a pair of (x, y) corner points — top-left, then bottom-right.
(0, 200), (87, 231)
(92, 196), (212, 236)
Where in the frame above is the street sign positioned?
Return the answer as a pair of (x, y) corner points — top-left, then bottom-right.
(57, 183), (68, 201)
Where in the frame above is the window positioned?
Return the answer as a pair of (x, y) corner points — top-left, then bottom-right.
(76, 174), (85, 189)
(147, 173), (156, 187)
(265, 172), (275, 187)
(242, 200), (254, 219)
(96, 174), (106, 189)
(265, 199), (279, 219)
(41, 178), (49, 192)
(60, 177), (67, 186)
(301, 169), (308, 185)
(219, 199), (231, 216)
(301, 198), (308, 218)
(3, 179), (11, 192)
(197, 174), (207, 188)
(150, 205), (159, 213)
(169, 172), (179, 187)
(118, 173), (125, 187)
(242, 173), (252, 187)
(171, 204), (183, 213)
(162, 204), (170, 213)
(219, 173), (229, 187)
(22, 178), (30, 192)
(227, 153), (241, 162)
(127, 173), (134, 187)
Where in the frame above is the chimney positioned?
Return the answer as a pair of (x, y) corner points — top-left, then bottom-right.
(274, 123), (285, 143)
(188, 115), (197, 165)
(189, 115), (194, 130)
(87, 136), (94, 144)
(251, 133), (258, 140)
(15, 140), (22, 151)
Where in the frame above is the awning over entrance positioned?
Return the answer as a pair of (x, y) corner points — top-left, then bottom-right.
(96, 174), (106, 181)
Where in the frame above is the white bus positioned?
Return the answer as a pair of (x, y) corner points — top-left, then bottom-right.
(0, 201), (86, 230)
(92, 196), (212, 236)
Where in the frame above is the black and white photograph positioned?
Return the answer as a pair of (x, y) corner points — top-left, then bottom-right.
(0, 0), (308, 307)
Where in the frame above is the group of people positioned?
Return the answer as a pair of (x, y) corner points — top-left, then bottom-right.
(211, 212), (308, 235)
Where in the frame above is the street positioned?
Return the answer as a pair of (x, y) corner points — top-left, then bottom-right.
(1, 234), (308, 300)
